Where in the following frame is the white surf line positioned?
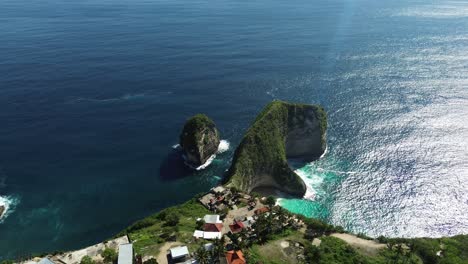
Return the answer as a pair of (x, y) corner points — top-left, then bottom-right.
(295, 169), (317, 201)
(183, 140), (231, 170)
(0, 195), (19, 223)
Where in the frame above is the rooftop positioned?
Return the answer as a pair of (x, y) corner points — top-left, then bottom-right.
(204, 223), (223, 232)
(170, 246), (189, 259)
(117, 243), (133, 264)
(225, 250), (246, 264)
(37, 258), (55, 264)
(204, 214), (222, 224)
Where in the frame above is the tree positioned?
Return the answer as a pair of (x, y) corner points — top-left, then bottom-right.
(80, 256), (95, 264)
(164, 212), (180, 226)
(196, 219), (205, 230)
(194, 246), (210, 264)
(102, 247), (118, 264)
(304, 243), (321, 263)
(252, 214), (273, 243)
(266, 196), (276, 208)
(213, 237), (225, 257)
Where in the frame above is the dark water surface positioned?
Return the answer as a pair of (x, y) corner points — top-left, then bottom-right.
(1, 0), (467, 258)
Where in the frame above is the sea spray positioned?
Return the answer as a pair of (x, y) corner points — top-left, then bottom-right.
(278, 162), (339, 218)
(0, 195), (20, 223)
(217, 140), (230, 154)
(184, 139), (230, 170)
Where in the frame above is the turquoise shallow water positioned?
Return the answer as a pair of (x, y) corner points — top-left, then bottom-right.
(280, 155), (352, 220)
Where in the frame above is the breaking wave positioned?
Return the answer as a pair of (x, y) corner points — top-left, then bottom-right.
(182, 139), (231, 170)
(217, 140), (230, 154)
(0, 195), (20, 223)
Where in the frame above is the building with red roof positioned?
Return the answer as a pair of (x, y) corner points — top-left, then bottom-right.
(204, 223), (223, 232)
(225, 250), (246, 264)
(254, 207), (270, 215)
(229, 220), (245, 234)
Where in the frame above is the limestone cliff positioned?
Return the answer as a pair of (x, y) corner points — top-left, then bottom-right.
(226, 100), (327, 196)
(179, 114), (220, 168)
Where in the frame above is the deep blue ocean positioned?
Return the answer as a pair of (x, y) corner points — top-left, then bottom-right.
(1, 0), (467, 259)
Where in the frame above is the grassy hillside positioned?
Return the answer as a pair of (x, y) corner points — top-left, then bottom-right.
(118, 198), (211, 255)
(116, 198), (468, 264)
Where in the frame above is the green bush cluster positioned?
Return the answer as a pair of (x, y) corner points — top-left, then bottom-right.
(179, 114), (218, 150)
(80, 256), (95, 264)
(102, 248), (118, 264)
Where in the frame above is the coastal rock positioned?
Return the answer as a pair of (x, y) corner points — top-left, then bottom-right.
(226, 100), (327, 197)
(0, 205), (4, 219)
(179, 114), (221, 168)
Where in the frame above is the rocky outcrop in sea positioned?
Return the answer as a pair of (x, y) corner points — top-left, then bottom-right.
(179, 114), (221, 168)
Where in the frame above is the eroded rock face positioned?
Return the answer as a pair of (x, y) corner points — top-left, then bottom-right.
(179, 114), (220, 168)
(226, 100), (327, 197)
(0, 205), (4, 219)
(286, 105), (327, 159)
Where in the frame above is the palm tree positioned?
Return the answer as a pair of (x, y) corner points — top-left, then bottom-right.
(212, 238), (225, 261)
(194, 246), (209, 264)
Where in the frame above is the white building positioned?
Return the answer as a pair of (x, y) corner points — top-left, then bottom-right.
(203, 214), (222, 224)
(37, 258), (55, 264)
(170, 246), (190, 260)
(193, 230), (222, 240)
(118, 243), (133, 264)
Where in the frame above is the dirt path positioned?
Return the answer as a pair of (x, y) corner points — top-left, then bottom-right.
(331, 233), (386, 256)
(157, 241), (182, 264)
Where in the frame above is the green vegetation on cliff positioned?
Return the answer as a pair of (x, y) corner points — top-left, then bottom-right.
(179, 114), (220, 166)
(226, 100), (327, 196)
(180, 114), (217, 147)
(118, 198), (210, 255)
(116, 197), (467, 264)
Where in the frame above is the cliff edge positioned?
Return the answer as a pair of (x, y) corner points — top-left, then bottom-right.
(226, 100), (327, 196)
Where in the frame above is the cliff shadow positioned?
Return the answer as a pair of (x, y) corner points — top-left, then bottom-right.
(159, 148), (193, 181)
(287, 158), (312, 171)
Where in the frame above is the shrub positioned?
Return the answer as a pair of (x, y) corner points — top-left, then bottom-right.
(125, 218), (157, 233)
(266, 196), (276, 208)
(304, 243), (321, 263)
(303, 218), (331, 232)
(377, 235), (388, 244)
(410, 239), (439, 264)
(143, 258), (158, 264)
(80, 256), (95, 264)
(164, 212), (180, 226)
(102, 247), (118, 264)
(333, 225), (345, 233)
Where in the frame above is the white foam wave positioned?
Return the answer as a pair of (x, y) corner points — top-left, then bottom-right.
(217, 140), (230, 154)
(295, 169), (318, 201)
(70, 93), (147, 104)
(185, 139), (231, 171)
(172, 144), (181, 149)
(319, 145), (328, 159)
(0, 195), (20, 223)
(193, 154), (216, 170)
